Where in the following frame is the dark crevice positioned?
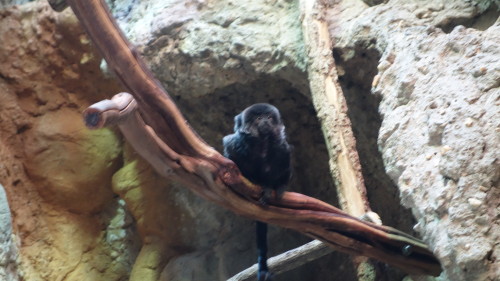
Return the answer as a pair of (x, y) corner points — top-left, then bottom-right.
(437, 2), (499, 33)
(175, 77), (338, 207)
(333, 41), (418, 280)
(16, 124), (31, 134)
(0, 71), (17, 84)
(361, 0), (388, 7)
(333, 42), (416, 231)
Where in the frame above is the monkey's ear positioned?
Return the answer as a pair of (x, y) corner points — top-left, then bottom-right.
(234, 113), (243, 132)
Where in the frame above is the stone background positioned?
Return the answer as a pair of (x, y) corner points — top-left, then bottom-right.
(0, 0), (498, 281)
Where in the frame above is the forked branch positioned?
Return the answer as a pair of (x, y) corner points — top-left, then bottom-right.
(58, 0), (441, 276)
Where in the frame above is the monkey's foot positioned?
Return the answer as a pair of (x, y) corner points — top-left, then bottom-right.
(257, 270), (273, 281)
(258, 189), (273, 205)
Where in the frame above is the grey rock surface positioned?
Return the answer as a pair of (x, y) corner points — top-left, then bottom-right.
(0, 184), (20, 281)
(329, 0), (499, 280)
(109, 0), (309, 98)
(0, 0), (30, 7)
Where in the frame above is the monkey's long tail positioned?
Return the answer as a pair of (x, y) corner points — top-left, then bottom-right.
(256, 221), (272, 281)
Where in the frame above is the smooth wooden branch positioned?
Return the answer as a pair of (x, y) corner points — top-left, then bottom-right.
(65, 0), (441, 276)
(227, 240), (333, 281)
(231, 213), (382, 280)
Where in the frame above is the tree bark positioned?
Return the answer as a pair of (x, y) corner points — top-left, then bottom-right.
(298, 1), (379, 280)
(59, 0), (441, 277)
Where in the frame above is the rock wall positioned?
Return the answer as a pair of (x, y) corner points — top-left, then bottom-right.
(0, 0), (498, 281)
(0, 3), (137, 281)
(328, 0), (499, 280)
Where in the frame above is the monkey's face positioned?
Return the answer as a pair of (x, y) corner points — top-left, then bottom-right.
(235, 103), (284, 139)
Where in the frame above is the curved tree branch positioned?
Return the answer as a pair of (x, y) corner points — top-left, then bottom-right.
(62, 0), (441, 276)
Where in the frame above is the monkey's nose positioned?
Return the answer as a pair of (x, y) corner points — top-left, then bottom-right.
(258, 122), (272, 134)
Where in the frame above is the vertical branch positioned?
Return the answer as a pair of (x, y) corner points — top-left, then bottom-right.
(299, 0), (378, 280)
(298, 0), (369, 217)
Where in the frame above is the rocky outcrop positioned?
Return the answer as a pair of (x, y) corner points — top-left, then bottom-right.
(0, 3), (136, 280)
(328, 1), (499, 280)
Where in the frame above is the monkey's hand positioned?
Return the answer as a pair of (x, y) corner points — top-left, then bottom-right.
(259, 188), (274, 205)
(258, 185), (287, 205)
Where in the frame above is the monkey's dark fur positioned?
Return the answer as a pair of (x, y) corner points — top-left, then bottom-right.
(223, 103), (292, 281)
(223, 103), (292, 202)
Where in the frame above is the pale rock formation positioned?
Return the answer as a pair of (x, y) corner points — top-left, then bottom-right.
(328, 1), (499, 280)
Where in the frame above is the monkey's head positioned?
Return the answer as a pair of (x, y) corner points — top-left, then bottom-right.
(234, 103), (285, 139)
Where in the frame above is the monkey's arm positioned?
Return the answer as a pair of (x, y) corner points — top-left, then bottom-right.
(222, 134), (237, 158)
(223, 133), (250, 160)
(270, 143), (292, 195)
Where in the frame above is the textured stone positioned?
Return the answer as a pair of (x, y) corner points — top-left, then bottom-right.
(328, 0), (499, 280)
(0, 2), (136, 281)
(23, 107), (121, 213)
(0, 0), (30, 7)
(0, 184), (20, 281)
(108, 0), (309, 98)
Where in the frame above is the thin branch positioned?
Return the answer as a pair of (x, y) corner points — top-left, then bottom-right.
(60, 0), (441, 276)
(227, 240), (332, 281)
(228, 212), (383, 280)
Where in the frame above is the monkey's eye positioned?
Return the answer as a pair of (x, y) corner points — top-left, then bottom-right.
(267, 115), (272, 120)
(257, 116), (263, 120)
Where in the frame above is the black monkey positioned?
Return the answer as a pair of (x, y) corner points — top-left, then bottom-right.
(222, 103), (292, 202)
(223, 103), (292, 281)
